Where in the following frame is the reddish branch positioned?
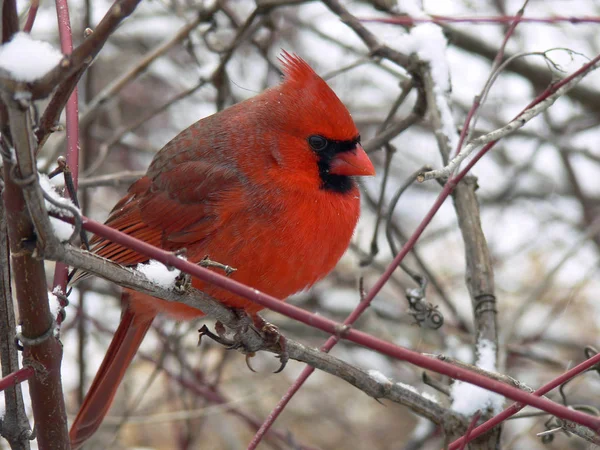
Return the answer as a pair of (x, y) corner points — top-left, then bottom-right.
(53, 43), (600, 448)
(253, 19), (600, 444)
(449, 351), (600, 448)
(451, 2), (527, 159)
(52, 0), (80, 299)
(2, 120), (70, 448)
(72, 215), (600, 432)
(363, 15), (600, 25)
(458, 411), (481, 450)
(23, 0), (39, 33)
(0, 367), (34, 393)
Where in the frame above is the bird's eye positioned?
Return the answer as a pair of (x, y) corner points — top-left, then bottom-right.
(308, 135), (328, 151)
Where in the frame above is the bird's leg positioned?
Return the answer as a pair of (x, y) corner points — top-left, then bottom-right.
(250, 314), (289, 373)
(198, 312), (289, 373)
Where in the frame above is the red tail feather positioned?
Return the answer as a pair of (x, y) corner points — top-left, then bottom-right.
(69, 302), (155, 449)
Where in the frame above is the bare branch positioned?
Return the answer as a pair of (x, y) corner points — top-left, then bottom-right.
(0, 178), (32, 450)
(1, 96), (69, 450)
(420, 56), (600, 181)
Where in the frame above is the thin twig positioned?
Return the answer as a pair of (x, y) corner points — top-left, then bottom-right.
(420, 53), (600, 181)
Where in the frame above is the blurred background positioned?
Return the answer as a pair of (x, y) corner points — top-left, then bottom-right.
(7, 0), (600, 448)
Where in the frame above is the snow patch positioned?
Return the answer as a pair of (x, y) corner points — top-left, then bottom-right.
(49, 217), (75, 241)
(476, 339), (497, 372)
(137, 259), (182, 289)
(422, 391), (439, 404)
(39, 173), (78, 241)
(451, 340), (504, 416)
(396, 381), (418, 394)
(368, 369), (391, 385)
(48, 289), (63, 320)
(395, 23), (459, 151)
(0, 32), (63, 82)
(38, 173), (77, 214)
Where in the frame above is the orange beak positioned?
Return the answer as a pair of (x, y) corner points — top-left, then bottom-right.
(329, 144), (376, 177)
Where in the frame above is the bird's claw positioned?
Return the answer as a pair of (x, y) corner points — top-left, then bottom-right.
(273, 337), (289, 374)
(198, 315), (289, 373)
(245, 353), (257, 372)
(198, 322), (249, 352)
(198, 324), (239, 349)
(173, 271), (192, 294)
(252, 316), (289, 373)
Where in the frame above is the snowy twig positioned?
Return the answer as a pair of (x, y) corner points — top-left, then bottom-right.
(433, 353), (600, 447)
(447, 25), (600, 115)
(414, 13), (501, 447)
(454, 1), (529, 158)
(448, 350), (600, 449)
(420, 55), (600, 181)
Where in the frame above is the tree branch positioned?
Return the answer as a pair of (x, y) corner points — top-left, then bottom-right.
(420, 54), (600, 181)
(0, 180), (32, 450)
(1, 97), (69, 450)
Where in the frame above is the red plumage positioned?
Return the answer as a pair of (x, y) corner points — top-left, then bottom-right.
(69, 53), (375, 448)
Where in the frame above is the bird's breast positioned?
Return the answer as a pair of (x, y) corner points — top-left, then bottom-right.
(166, 185), (361, 317)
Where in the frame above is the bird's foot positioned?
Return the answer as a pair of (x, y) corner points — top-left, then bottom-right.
(251, 315), (289, 373)
(198, 322), (243, 350)
(198, 320), (260, 372)
(198, 313), (289, 373)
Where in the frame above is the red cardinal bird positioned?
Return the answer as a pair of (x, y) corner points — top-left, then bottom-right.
(69, 52), (375, 448)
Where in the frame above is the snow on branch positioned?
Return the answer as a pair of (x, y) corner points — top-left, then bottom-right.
(38, 174), (79, 242)
(0, 33), (63, 82)
(450, 340), (504, 416)
(137, 259), (182, 290)
(397, 23), (459, 153)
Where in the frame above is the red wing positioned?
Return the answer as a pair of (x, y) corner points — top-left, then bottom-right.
(89, 160), (242, 268)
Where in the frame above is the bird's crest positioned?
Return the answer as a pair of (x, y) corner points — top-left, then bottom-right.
(276, 51), (358, 141)
(279, 51), (319, 85)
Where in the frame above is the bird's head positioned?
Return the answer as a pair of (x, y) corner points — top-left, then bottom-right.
(257, 52), (375, 194)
